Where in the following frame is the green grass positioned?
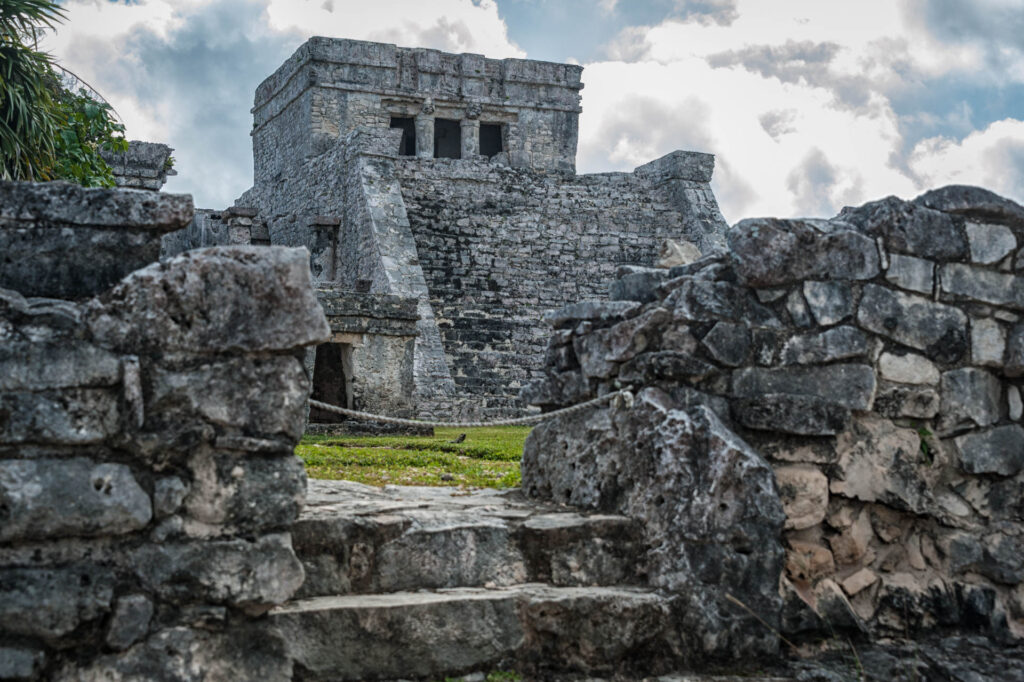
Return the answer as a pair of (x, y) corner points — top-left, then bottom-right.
(296, 426), (531, 489)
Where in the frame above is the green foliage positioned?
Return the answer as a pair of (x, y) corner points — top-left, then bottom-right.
(0, 0), (65, 180)
(50, 85), (127, 186)
(0, 0), (126, 185)
(296, 426), (531, 489)
(918, 425), (934, 464)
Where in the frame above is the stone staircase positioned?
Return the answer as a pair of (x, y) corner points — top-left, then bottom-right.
(268, 480), (682, 681)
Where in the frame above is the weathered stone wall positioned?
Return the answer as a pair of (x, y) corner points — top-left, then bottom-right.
(160, 205), (270, 258)
(523, 184), (1024, 648)
(397, 151), (726, 417)
(0, 182), (329, 680)
(100, 140), (175, 191)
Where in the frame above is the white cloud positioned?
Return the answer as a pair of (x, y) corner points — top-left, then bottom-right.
(909, 119), (1024, 198)
(577, 0), (1024, 222)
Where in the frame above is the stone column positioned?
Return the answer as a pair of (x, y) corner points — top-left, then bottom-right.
(461, 119), (480, 159)
(415, 115), (434, 159)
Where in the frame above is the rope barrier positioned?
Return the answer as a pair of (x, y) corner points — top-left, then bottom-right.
(308, 389), (633, 429)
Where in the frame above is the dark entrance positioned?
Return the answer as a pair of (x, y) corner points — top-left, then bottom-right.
(390, 117), (416, 156)
(433, 118), (461, 159)
(309, 342), (353, 423)
(480, 123), (503, 157)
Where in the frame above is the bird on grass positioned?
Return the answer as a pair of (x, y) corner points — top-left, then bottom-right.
(449, 433), (466, 444)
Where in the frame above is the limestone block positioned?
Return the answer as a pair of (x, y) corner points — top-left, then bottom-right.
(966, 222), (1017, 264)
(87, 246), (331, 354)
(106, 594), (154, 651)
(183, 450), (306, 533)
(786, 288), (813, 328)
(0, 645), (46, 680)
(609, 269), (668, 304)
(830, 415), (932, 513)
(857, 284), (968, 363)
(656, 238), (701, 268)
(786, 540), (835, 582)
(153, 476), (189, 518)
(604, 307), (671, 362)
(775, 465), (829, 530)
(841, 567), (879, 597)
(802, 280), (853, 326)
(874, 382), (940, 419)
(828, 507), (874, 565)
(0, 339), (121, 391)
(56, 625), (292, 682)
(837, 195), (969, 260)
(885, 253), (934, 294)
(1006, 322), (1024, 376)
(0, 389), (119, 444)
(728, 218), (880, 287)
(0, 458), (152, 542)
(1009, 385), (1023, 420)
(0, 182), (193, 298)
(543, 300), (639, 329)
(521, 388), (785, 659)
(915, 184), (1024, 229)
(948, 532), (1024, 584)
(667, 278), (780, 326)
(780, 326), (869, 365)
(732, 364), (877, 410)
(811, 578), (865, 631)
(939, 367), (1002, 432)
(134, 533), (304, 612)
(0, 566), (113, 640)
(701, 320), (750, 366)
(970, 318), (1006, 367)
(733, 394), (849, 435)
(145, 355), (311, 445)
(939, 263), (1024, 310)
(877, 351), (940, 385)
(618, 351), (718, 385)
(955, 424), (1024, 476)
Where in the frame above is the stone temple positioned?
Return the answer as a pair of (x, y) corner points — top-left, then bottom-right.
(161, 37), (730, 421)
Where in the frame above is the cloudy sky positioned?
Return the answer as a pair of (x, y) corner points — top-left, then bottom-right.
(44, 0), (1024, 223)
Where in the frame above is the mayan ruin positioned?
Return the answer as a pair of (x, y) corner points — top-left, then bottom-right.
(3, 10), (1024, 681)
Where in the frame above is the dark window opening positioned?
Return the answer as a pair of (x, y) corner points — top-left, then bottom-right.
(434, 118), (461, 159)
(309, 342), (353, 423)
(390, 117), (416, 156)
(480, 123), (503, 157)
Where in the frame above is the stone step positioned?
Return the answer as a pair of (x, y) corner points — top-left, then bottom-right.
(270, 584), (678, 681)
(294, 480), (646, 598)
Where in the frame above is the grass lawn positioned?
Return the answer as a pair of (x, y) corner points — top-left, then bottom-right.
(296, 426), (532, 489)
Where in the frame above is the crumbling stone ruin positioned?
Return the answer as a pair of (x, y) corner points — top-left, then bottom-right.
(5, 35), (1024, 682)
(523, 184), (1024, 676)
(0, 181), (329, 679)
(164, 37), (728, 421)
(100, 140), (176, 191)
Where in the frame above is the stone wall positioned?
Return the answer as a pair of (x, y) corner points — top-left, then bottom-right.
(397, 151), (726, 417)
(522, 184), (1024, 649)
(160, 206), (270, 259)
(100, 140), (175, 191)
(0, 181), (330, 680)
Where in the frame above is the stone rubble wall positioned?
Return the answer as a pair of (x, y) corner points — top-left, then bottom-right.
(522, 184), (1024, 648)
(100, 140), (175, 191)
(0, 181), (330, 681)
(397, 150), (727, 418)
